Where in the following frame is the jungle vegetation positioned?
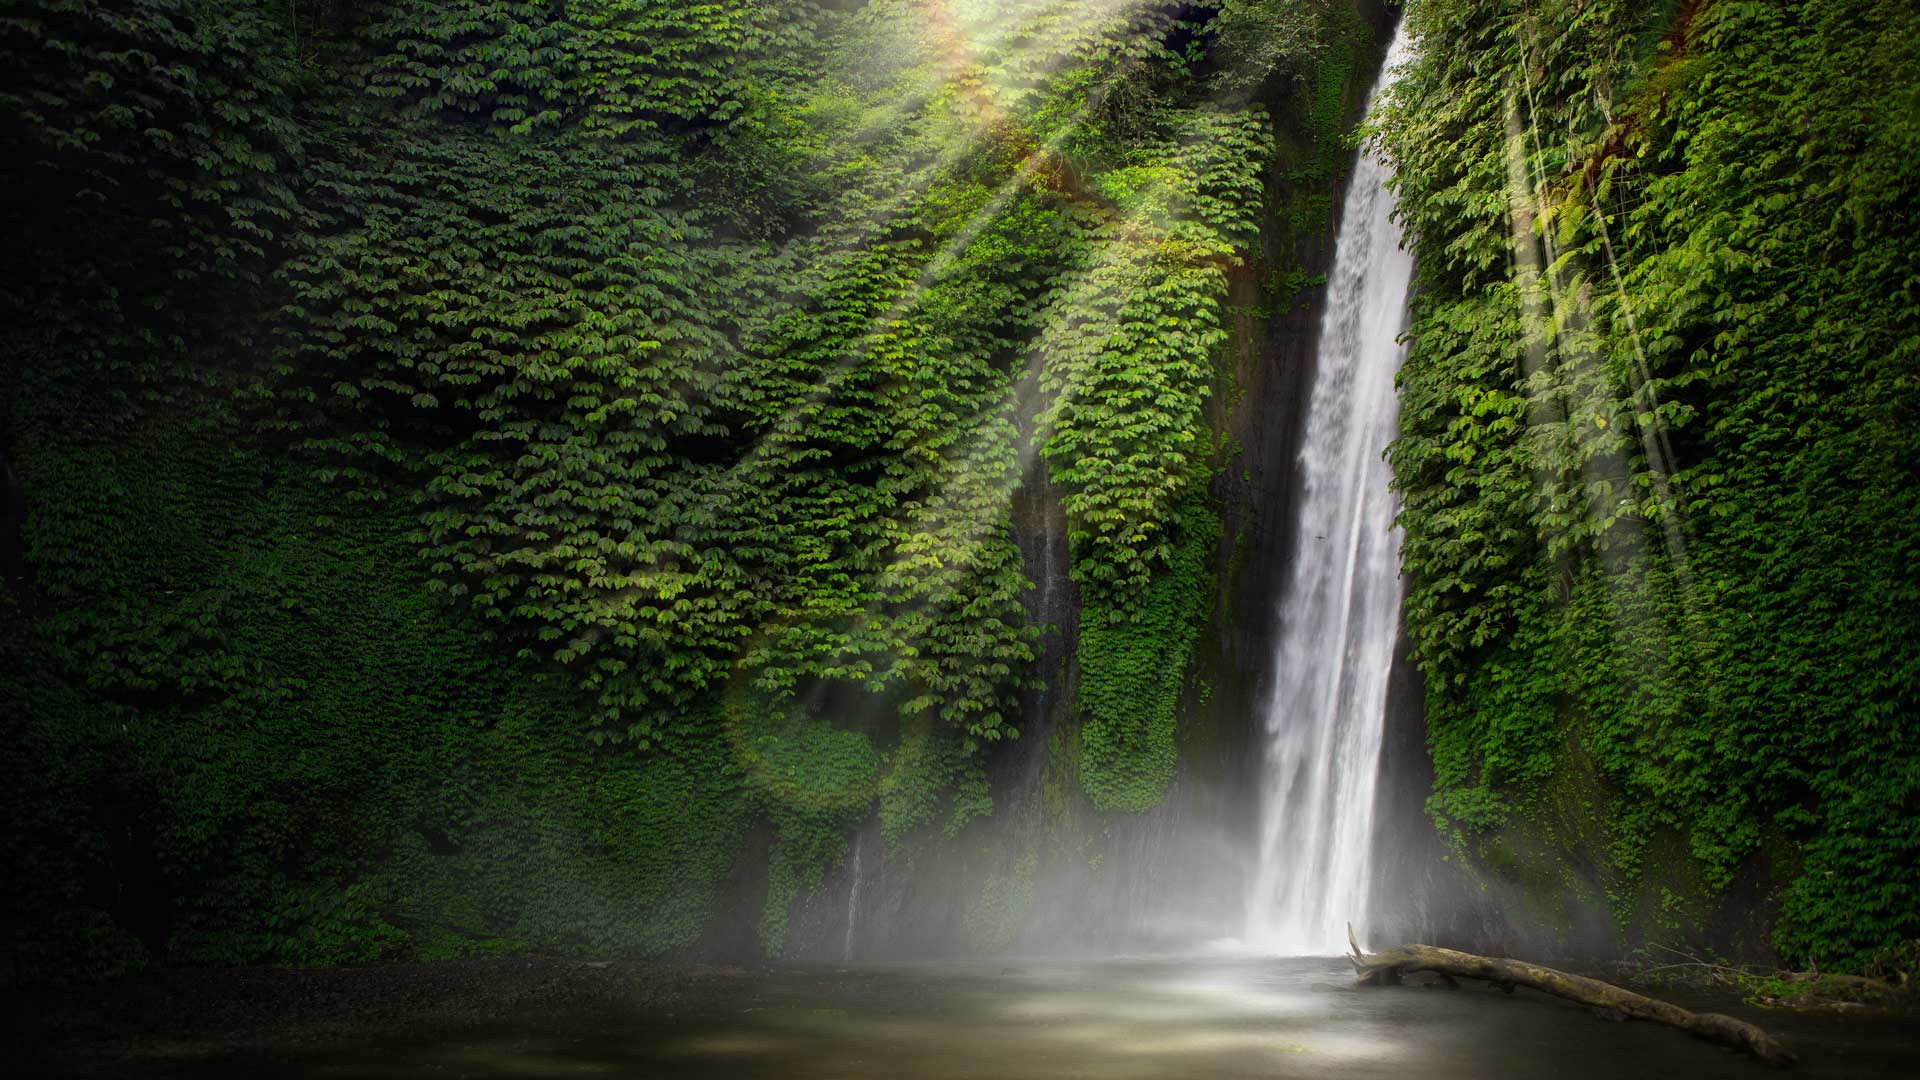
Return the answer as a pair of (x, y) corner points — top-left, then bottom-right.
(1, 0), (1913, 982)
(1380, 0), (1920, 970)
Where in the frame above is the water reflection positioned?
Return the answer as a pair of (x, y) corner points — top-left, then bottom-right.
(171, 957), (1913, 1079)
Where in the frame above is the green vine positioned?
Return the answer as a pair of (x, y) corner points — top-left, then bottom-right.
(1380, 0), (1920, 969)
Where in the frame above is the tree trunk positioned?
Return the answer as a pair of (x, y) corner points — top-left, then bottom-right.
(1346, 926), (1794, 1067)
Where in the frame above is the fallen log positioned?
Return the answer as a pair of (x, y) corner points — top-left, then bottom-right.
(1346, 925), (1795, 1067)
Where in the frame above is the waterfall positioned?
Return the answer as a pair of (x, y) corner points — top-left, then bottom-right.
(844, 830), (865, 962)
(1245, 22), (1416, 955)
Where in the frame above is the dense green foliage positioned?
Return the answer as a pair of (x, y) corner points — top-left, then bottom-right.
(1380, 0), (1920, 968)
(0, 0), (1373, 978)
(14, 0), (1908, 984)
(1075, 494), (1219, 811)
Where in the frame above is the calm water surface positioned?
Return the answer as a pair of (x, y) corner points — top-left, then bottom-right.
(182, 957), (1913, 1079)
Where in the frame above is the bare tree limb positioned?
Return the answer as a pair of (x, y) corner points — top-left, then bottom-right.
(1346, 924), (1795, 1067)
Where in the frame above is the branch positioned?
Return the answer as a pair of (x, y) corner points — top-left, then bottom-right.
(1345, 924), (1794, 1067)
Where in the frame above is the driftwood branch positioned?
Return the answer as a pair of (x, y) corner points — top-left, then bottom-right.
(1346, 924), (1794, 1067)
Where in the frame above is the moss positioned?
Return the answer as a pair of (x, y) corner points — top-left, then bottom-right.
(732, 702), (879, 957)
(963, 850), (1039, 953)
(1075, 495), (1222, 812)
(1383, 0), (1920, 968)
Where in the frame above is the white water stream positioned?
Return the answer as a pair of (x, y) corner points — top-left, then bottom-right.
(1245, 23), (1417, 955)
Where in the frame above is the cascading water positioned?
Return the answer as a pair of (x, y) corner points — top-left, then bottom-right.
(1245, 23), (1417, 956)
(844, 830), (865, 961)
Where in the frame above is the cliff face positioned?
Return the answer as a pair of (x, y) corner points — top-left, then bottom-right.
(13, 0), (1908, 983)
(782, 0), (1415, 961)
(5, 0), (1429, 979)
(796, 0), (1920, 975)
(1373, 0), (1920, 970)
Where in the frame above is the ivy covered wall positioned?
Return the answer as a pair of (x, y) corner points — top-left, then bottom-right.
(0, 0), (1389, 980)
(1377, 0), (1919, 970)
(7, 0), (1911, 985)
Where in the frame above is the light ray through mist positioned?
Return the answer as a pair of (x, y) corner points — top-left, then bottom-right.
(672, 1), (1482, 965)
(717, 1), (1272, 746)
(1500, 4), (1706, 731)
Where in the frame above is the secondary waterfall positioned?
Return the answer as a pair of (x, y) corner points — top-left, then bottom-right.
(844, 830), (865, 961)
(1245, 23), (1416, 955)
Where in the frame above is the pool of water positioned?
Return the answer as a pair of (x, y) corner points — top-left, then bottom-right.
(154, 956), (1915, 1079)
